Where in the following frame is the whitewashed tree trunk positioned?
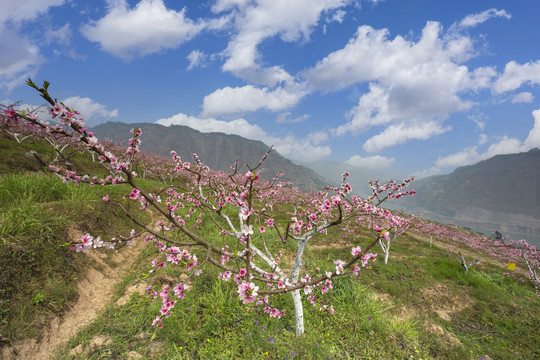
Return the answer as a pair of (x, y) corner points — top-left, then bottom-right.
(290, 239), (308, 336)
(379, 237), (393, 264)
(291, 289), (304, 336)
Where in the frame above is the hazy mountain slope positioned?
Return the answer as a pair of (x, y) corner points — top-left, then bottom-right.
(300, 160), (390, 198)
(401, 148), (540, 237)
(92, 122), (331, 191)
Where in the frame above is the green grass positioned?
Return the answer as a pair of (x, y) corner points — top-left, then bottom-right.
(0, 138), (150, 342)
(1, 133), (539, 359)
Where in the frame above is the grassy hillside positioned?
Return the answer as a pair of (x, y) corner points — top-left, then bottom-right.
(1, 132), (539, 359)
(0, 133), (144, 342)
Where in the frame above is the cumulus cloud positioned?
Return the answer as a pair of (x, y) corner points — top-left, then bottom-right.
(434, 109), (540, 169)
(493, 61), (540, 94)
(0, 28), (42, 90)
(456, 8), (511, 29)
(0, 0), (65, 23)
(214, 0), (348, 85)
(276, 112), (309, 124)
(0, 0), (66, 90)
(478, 133), (488, 145)
(345, 154), (394, 170)
(264, 134), (331, 162)
(201, 84), (308, 117)
(156, 112), (331, 162)
(413, 166), (442, 179)
(303, 17), (504, 152)
(435, 136), (522, 169)
(62, 96), (118, 125)
(511, 92), (534, 104)
(44, 23), (72, 46)
(186, 50), (207, 70)
(469, 113), (487, 131)
(82, 0), (204, 60)
(363, 121), (450, 153)
(156, 113), (267, 139)
(523, 109), (540, 150)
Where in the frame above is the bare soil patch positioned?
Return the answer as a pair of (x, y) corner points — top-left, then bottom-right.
(1, 233), (147, 360)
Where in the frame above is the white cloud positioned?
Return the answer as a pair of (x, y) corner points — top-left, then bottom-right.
(469, 113), (487, 131)
(493, 61), (540, 94)
(0, 27), (42, 90)
(328, 10), (346, 24)
(456, 8), (511, 29)
(307, 130), (329, 145)
(62, 96), (118, 125)
(478, 133), (488, 145)
(413, 166), (442, 179)
(186, 50), (207, 70)
(303, 18), (502, 151)
(214, 0), (348, 85)
(523, 109), (540, 150)
(44, 23), (72, 46)
(156, 112), (331, 162)
(434, 109), (540, 169)
(435, 137), (524, 169)
(363, 121), (450, 153)
(276, 112), (309, 124)
(264, 134), (331, 162)
(435, 146), (480, 168)
(345, 154), (394, 170)
(201, 84), (307, 117)
(511, 92), (534, 104)
(82, 0), (204, 60)
(0, 0), (66, 90)
(0, 0), (65, 23)
(156, 113), (267, 139)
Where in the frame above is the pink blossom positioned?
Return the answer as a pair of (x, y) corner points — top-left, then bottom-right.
(237, 281), (259, 304)
(4, 108), (16, 118)
(351, 246), (362, 256)
(240, 207), (250, 220)
(219, 271), (232, 281)
(48, 103), (65, 118)
(361, 253), (377, 267)
(334, 260), (345, 275)
(129, 188), (141, 200)
(80, 234), (93, 248)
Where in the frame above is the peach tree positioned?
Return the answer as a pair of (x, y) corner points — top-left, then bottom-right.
(1, 80), (415, 336)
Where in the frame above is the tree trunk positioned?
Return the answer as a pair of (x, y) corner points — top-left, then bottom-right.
(291, 289), (304, 336)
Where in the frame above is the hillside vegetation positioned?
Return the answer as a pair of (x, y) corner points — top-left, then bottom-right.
(0, 131), (539, 360)
(400, 149), (540, 240)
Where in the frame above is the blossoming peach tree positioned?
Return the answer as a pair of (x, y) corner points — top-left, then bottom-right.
(1, 80), (416, 336)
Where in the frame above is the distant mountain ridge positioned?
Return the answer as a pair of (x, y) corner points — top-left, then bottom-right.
(91, 122), (331, 192)
(400, 148), (540, 238)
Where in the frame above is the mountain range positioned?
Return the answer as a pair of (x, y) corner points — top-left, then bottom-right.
(92, 121), (540, 244)
(91, 122), (331, 192)
(399, 148), (540, 242)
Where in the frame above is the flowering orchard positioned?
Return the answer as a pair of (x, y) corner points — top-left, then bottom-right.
(1, 80), (416, 336)
(414, 220), (539, 296)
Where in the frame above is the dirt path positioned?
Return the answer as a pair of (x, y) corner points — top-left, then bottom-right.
(1, 238), (147, 360)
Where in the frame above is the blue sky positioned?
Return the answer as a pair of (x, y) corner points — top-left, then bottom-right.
(1, 0), (540, 180)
